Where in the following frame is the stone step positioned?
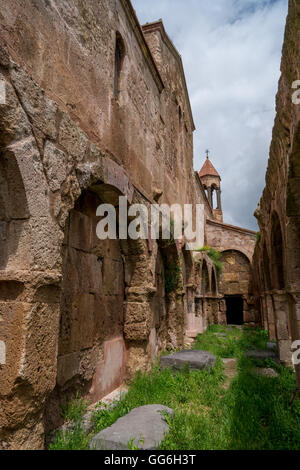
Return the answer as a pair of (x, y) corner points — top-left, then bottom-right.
(160, 350), (216, 372)
(89, 405), (173, 450)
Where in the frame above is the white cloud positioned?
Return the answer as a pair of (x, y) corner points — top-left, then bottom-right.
(132, 0), (288, 230)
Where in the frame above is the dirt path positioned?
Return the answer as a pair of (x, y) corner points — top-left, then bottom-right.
(222, 358), (238, 390)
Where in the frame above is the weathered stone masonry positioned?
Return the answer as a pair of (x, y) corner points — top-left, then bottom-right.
(0, 0), (258, 449)
(253, 0), (300, 392)
(0, 0), (202, 449)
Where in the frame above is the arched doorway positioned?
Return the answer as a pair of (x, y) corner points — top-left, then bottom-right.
(45, 187), (127, 431)
(225, 296), (244, 325)
(220, 250), (252, 325)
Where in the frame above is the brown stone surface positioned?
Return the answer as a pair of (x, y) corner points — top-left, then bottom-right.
(252, 0), (300, 384)
(0, 0), (203, 448)
(0, 0), (260, 449)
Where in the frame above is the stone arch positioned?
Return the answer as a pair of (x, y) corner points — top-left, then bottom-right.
(221, 249), (249, 293)
(45, 174), (155, 430)
(44, 185), (125, 430)
(270, 211), (285, 290)
(220, 249), (256, 325)
(201, 258), (210, 296)
(220, 249), (251, 296)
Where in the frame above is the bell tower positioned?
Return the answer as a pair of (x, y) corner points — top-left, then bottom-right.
(199, 151), (223, 222)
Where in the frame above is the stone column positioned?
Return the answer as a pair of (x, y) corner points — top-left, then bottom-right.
(216, 189), (222, 210)
(288, 293), (300, 393)
(272, 293), (292, 364)
(207, 187), (213, 208)
(266, 294), (276, 340)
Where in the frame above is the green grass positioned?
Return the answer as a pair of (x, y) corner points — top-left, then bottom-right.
(50, 326), (300, 450)
(194, 324), (269, 358)
(49, 424), (91, 451)
(61, 393), (88, 423)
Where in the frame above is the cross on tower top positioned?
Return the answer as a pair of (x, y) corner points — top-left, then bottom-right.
(206, 149), (210, 159)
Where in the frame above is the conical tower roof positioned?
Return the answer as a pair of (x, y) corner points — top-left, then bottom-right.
(199, 154), (220, 178)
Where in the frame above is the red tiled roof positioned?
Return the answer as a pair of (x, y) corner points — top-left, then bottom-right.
(199, 158), (220, 178)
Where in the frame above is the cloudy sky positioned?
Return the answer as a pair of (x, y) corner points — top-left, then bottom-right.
(133, 0), (288, 230)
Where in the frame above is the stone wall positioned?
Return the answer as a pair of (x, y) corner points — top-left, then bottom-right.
(0, 0), (206, 449)
(204, 216), (257, 326)
(206, 220), (256, 261)
(220, 250), (256, 325)
(252, 0), (300, 387)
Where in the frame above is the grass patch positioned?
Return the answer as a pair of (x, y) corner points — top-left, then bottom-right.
(61, 393), (88, 423)
(50, 326), (300, 450)
(49, 424), (90, 451)
(194, 324), (268, 358)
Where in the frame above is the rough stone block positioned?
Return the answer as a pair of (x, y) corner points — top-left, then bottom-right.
(89, 337), (126, 402)
(89, 405), (173, 450)
(160, 350), (216, 372)
(11, 63), (58, 139)
(0, 76), (32, 146)
(43, 141), (67, 191)
(58, 113), (88, 161)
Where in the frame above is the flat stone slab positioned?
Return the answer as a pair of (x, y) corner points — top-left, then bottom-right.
(89, 405), (173, 450)
(253, 368), (279, 378)
(245, 350), (279, 363)
(160, 350), (216, 372)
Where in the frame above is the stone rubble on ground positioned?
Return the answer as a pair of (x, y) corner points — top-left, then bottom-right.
(60, 385), (129, 435)
(89, 405), (174, 450)
(161, 350), (216, 372)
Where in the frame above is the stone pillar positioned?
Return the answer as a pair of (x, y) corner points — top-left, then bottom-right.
(288, 294), (300, 393)
(260, 296), (268, 331)
(207, 187), (213, 208)
(218, 299), (227, 325)
(272, 293), (292, 364)
(216, 189), (222, 211)
(266, 294), (276, 340)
